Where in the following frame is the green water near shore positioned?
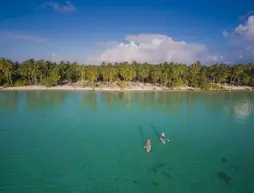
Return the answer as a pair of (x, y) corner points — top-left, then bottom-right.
(0, 91), (254, 193)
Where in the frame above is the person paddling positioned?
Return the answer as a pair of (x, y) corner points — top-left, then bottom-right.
(160, 132), (170, 143)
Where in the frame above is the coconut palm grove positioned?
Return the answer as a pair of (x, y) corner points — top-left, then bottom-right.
(0, 57), (253, 90)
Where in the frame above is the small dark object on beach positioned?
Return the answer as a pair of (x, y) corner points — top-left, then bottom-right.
(217, 171), (232, 186)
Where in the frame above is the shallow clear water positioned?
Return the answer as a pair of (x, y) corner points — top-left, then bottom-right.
(0, 90), (254, 193)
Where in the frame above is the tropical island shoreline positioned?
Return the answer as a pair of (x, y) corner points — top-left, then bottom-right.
(0, 84), (253, 92)
(1, 58), (253, 92)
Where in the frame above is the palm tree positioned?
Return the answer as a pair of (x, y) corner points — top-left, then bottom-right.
(0, 56), (253, 89)
(30, 60), (41, 85)
(216, 64), (230, 84)
(188, 61), (201, 87)
(101, 65), (110, 84)
(0, 58), (14, 85)
(78, 65), (87, 87)
(208, 64), (219, 83)
(19, 62), (32, 85)
(86, 66), (98, 89)
(150, 66), (161, 85)
(231, 64), (244, 86)
(49, 65), (61, 85)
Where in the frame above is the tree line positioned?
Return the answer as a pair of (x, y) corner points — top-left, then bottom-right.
(0, 57), (253, 90)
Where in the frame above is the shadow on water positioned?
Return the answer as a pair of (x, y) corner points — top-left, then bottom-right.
(216, 171), (232, 187)
(0, 91), (20, 110)
(150, 123), (160, 138)
(117, 92), (124, 101)
(138, 125), (145, 146)
(148, 162), (171, 183)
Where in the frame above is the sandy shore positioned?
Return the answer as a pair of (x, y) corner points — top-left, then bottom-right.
(0, 85), (164, 91)
(0, 85), (253, 92)
(219, 85), (253, 91)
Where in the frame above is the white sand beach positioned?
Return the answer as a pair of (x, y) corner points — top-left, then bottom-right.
(213, 83), (252, 91)
(0, 85), (164, 91)
(0, 84), (252, 92)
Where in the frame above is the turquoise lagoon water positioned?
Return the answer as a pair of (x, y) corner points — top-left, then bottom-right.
(0, 90), (254, 193)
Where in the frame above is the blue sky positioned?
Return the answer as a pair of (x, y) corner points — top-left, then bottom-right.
(0, 0), (254, 64)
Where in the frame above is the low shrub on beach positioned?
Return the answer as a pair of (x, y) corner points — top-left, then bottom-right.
(3, 83), (11, 88)
(116, 80), (129, 88)
(14, 80), (25, 87)
(40, 78), (56, 87)
(200, 82), (222, 91)
(210, 84), (222, 90)
(171, 79), (188, 88)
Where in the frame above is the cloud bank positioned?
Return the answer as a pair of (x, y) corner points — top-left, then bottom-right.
(92, 34), (222, 65)
(86, 14), (254, 65)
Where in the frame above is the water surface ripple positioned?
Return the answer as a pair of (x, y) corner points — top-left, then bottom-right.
(0, 91), (254, 193)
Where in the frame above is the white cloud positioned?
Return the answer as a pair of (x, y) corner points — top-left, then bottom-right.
(222, 30), (229, 37)
(223, 15), (254, 61)
(234, 16), (254, 39)
(91, 34), (220, 65)
(96, 41), (119, 47)
(44, 1), (76, 13)
(238, 10), (254, 22)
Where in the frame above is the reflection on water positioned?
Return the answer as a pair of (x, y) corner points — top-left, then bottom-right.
(81, 91), (98, 112)
(0, 91), (21, 111)
(1, 91), (253, 123)
(0, 90), (254, 193)
(100, 92), (116, 110)
(99, 91), (254, 123)
(0, 91), (68, 111)
(25, 91), (68, 111)
(231, 98), (254, 123)
(226, 92), (254, 124)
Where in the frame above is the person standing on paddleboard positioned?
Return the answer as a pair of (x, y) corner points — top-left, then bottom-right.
(160, 133), (170, 142)
(145, 138), (151, 147)
(144, 138), (151, 152)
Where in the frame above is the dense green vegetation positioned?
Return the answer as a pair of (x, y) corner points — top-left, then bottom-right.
(0, 57), (253, 89)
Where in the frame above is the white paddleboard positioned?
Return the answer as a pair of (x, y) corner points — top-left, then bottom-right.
(160, 137), (166, 144)
(145, 144), (151, 152)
